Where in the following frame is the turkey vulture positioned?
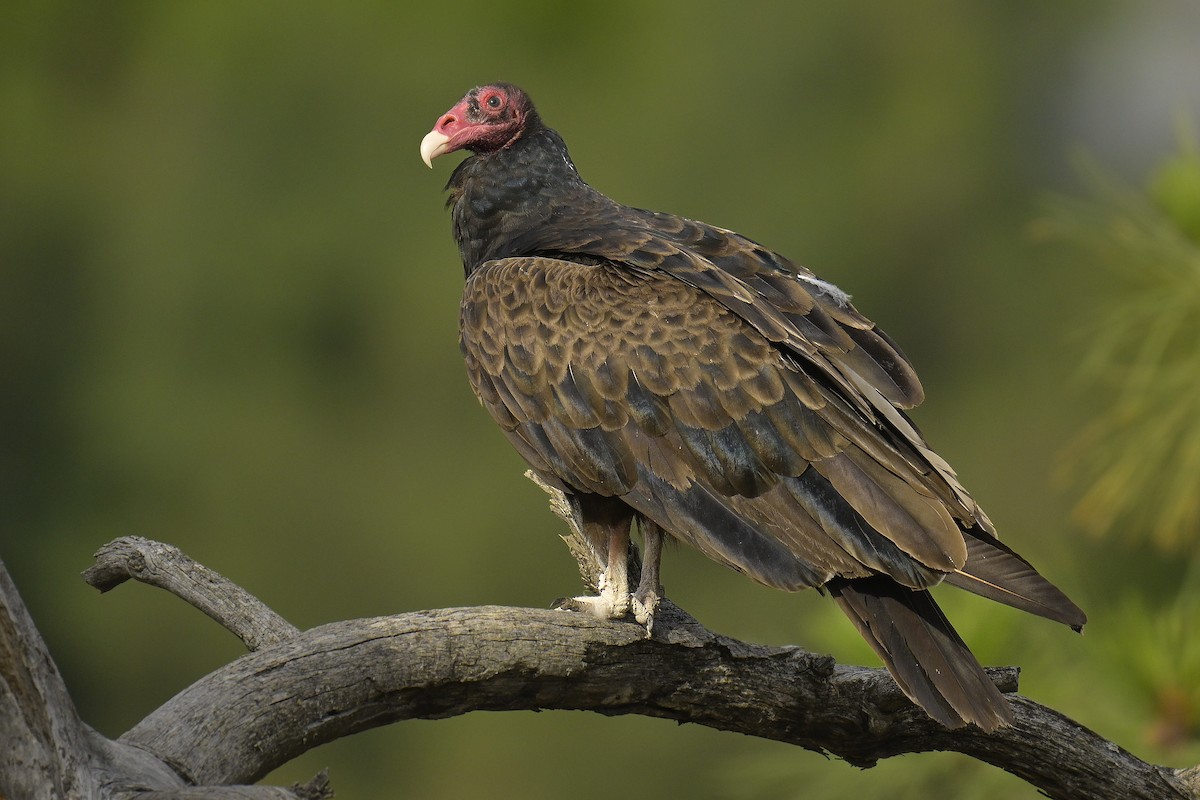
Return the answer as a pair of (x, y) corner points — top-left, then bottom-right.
(421, 82), (1085, 731)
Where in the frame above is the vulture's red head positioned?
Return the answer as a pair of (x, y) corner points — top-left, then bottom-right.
(420, 83), (535, 168)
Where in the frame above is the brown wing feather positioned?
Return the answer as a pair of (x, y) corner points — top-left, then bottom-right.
(945, 528), (1087, 630)
(505, 203), (925, 411)
(586, 208), (923, 404)
(829, 576), (1014, 732)
(460, 255), (971, 591)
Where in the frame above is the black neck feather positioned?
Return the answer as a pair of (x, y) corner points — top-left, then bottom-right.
(447, 126), (592, 275)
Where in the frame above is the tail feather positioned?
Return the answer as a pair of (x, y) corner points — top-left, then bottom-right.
(944, 529), (1087, 632)
(830, 576), (1014, 732)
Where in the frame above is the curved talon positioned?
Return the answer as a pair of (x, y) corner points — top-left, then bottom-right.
(632, 588), (660, 636)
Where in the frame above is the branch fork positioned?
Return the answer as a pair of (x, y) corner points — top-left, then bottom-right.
(0, 474), (1196, 798)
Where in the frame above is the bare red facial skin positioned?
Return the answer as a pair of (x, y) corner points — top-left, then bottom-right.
(432, 84), (528, 158)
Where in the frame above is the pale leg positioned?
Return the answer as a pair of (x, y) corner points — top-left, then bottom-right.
(571, 522), (631, 620)
(632, 519), (663, 632)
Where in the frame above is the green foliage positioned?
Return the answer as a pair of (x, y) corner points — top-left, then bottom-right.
(1047, 137), (1200, 551)
(1100, 570), (1200, 749)
(1038, 129), (1200, 761)
(1151, 128), (1200, 244)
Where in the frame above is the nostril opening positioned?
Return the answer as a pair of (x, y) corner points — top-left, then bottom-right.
(438, 114), (457, 131)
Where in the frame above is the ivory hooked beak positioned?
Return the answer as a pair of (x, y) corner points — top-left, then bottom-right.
(420, 129), (451, 168)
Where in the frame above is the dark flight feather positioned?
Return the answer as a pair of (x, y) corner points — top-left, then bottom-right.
(830, 577), (1015, 730)
(946, 529), (1087, 631)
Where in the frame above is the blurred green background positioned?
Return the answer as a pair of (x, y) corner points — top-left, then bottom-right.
(4, 1), (1200, 797)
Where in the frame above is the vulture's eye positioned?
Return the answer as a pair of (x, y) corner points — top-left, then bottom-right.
(486, 94), (503, 109)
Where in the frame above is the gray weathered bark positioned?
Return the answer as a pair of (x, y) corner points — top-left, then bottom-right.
(1, 476), (1197, 799)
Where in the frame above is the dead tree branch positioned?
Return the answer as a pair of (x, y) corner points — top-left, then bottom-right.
(82, 536), (297, 651)
(116, 601), (1192, 800)
(1, 474), (1197, 798)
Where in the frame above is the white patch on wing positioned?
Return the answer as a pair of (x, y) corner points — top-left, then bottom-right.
(796, 272), (851, 306)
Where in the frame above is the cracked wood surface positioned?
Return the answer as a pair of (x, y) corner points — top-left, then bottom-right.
(1, 485), (1198, 799)
(116, 601), (1194, 800)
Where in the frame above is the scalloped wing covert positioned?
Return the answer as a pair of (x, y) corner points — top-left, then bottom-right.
(461, 256), (977, 592)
